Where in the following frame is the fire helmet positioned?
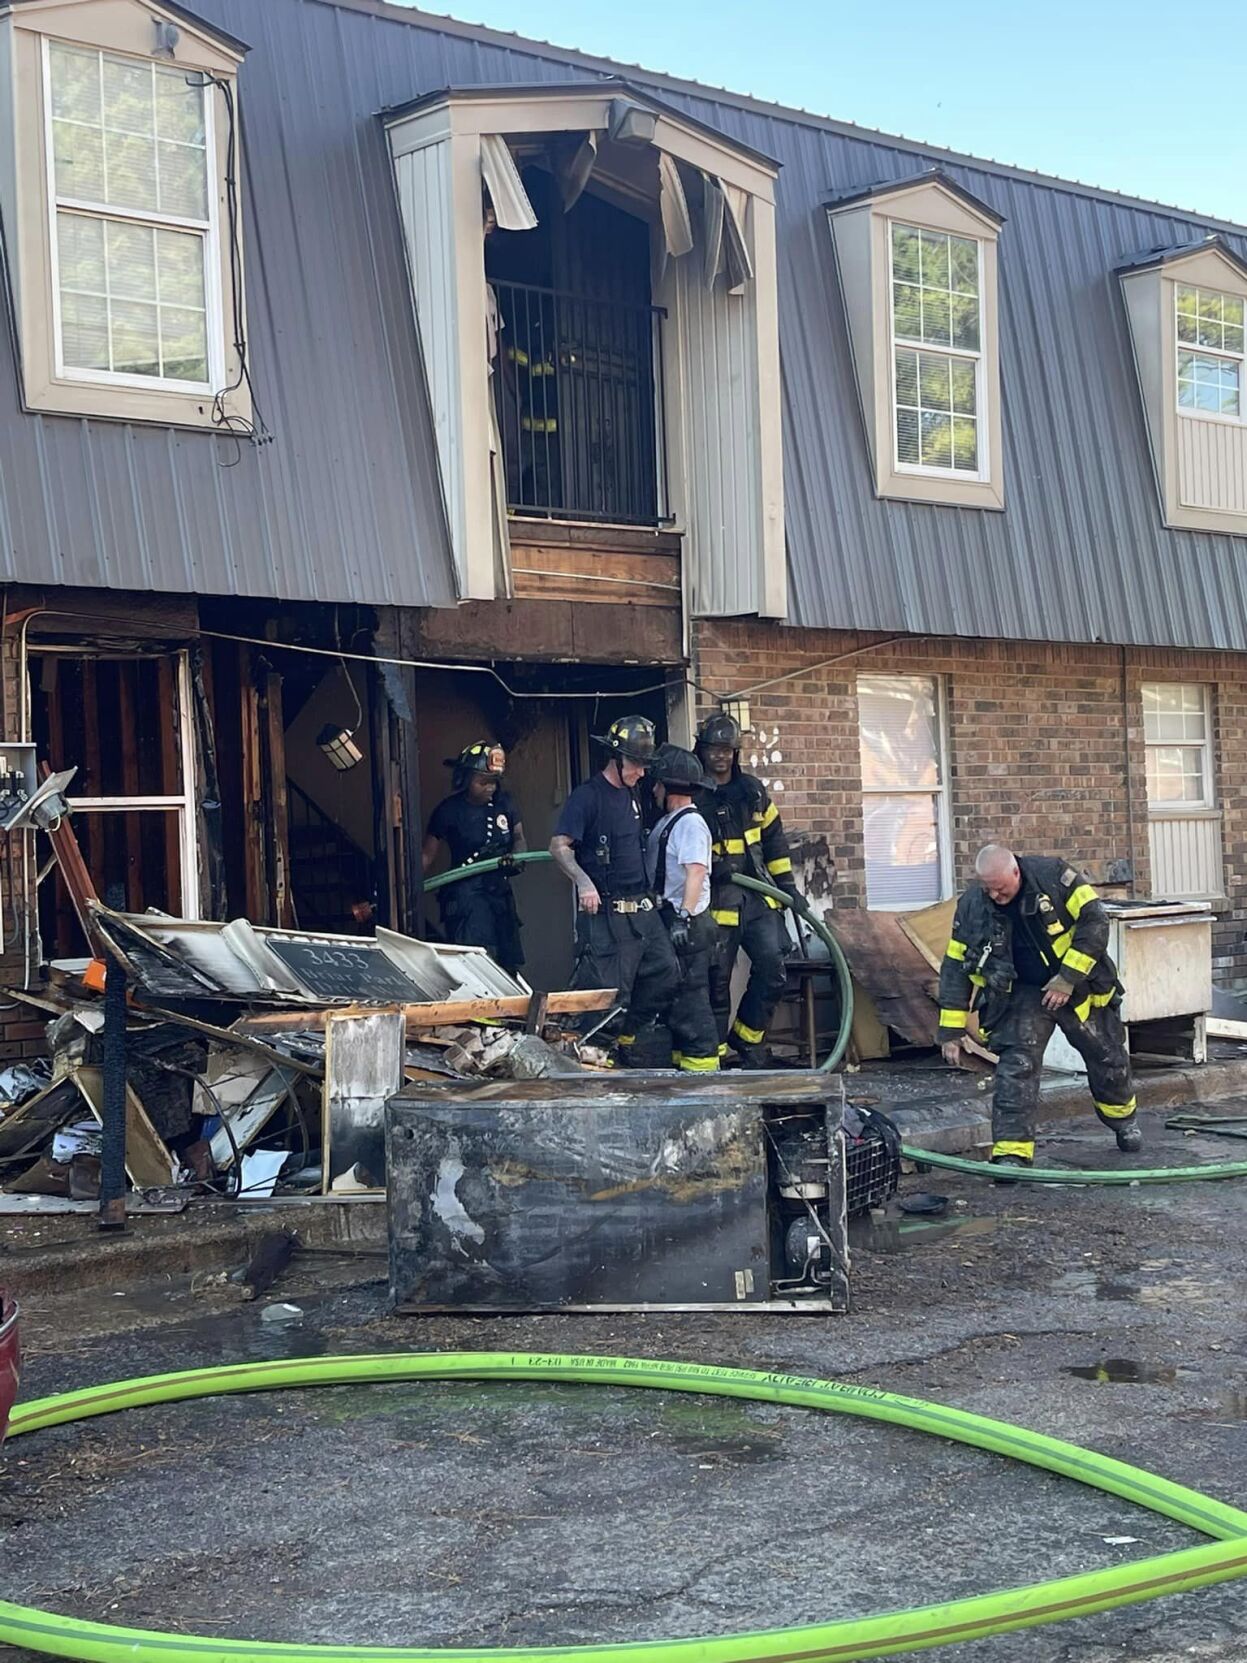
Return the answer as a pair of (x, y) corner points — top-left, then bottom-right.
(696, 712), (743, 751)
(650, 744), (704, 790)
(445, 741), (506, 777)
(595, 714), (657, 765)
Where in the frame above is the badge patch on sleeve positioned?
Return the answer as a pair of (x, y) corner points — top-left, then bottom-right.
(1061, 866), (1078, 886)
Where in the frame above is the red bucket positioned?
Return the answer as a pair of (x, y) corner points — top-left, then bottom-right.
(0, 1292), (20, 1445)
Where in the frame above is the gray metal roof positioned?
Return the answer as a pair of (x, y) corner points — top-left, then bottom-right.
(290, 0), (1247, 652)
(8, 0), (1247, 649)
(0, 0), (457, 609)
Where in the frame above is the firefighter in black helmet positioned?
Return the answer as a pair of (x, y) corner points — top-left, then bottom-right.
(422, 742), (526, 975)
(696, 711), (796, 1066)
(632, 744), (721, 1071)
(550, 715), (680, 1049)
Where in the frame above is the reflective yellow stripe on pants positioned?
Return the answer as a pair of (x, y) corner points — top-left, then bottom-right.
(1095, 1097), (1137, 1120)
(732, 1018), (766, 1046)
(992, 1140), (1035, 1160)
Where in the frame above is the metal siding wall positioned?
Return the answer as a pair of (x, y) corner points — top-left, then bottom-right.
(1179, 420), (1247, 515)
(1149, 816), (1224, 899)
(671, 249), (762, 616)
(6, 0), (1247, 641)
(395, 144), (463, 582)
(650, 84), (1247, 650)
(0, 0), (462, 608)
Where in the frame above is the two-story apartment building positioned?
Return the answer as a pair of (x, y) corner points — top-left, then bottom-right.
(1, 0), (1247, 1058)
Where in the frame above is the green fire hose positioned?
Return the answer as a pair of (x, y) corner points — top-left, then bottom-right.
(423, 854), (855, 1072)
(4, 1351), (1247, 1662)
(900, 1145), (1247, 1185)
(422, 855), (1247, 1184)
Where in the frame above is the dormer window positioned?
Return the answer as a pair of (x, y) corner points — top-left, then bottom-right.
(1119, 237), (1247, 536)
(827, 171), (1004, 511)
(1175, 285), (1242, 418)
(1, 0), (248, 429)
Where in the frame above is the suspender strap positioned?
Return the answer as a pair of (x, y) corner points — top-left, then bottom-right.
(654, 806), (698, 906)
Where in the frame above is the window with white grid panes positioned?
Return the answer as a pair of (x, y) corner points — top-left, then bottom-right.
(858, 674), (951, 909)
(1176, 285), (1243, 419)
(890, 223), (983, 475)
(1143, 683), (1214, 808)
(44, 39), (217, 390)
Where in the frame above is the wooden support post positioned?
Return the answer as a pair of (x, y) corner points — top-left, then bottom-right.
(98, 953), (128, 1232)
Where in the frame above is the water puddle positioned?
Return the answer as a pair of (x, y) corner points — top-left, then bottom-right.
(1051, 1264), (1217, 1307)
(849, 1214), (997, 1255)
(1065, 1358), (1197, 1385)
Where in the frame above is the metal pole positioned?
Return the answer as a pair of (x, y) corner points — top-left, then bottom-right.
(98, 951), (128, 1232)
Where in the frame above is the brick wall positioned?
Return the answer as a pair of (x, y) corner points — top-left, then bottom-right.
(693, 621), (1247, 987)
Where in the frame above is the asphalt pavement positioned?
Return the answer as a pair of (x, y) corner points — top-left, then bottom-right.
(2, 1106), (1246, 1663)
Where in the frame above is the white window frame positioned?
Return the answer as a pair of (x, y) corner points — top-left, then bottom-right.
(40, 35), (226, 397)
(1143, 681), (1215, 815)
(1174, 283), (1244, 428)
(54, 650), (200, 920)
(858, 673), (953, 912)
(887, 220), (988, 483)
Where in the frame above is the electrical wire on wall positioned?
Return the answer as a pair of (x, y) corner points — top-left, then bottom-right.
(190, 72), (272, 462)
(196, 625), (701, 703)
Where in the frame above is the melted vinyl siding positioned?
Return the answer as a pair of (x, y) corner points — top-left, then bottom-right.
(394, 142), (462, 584)
(667, 243), (763, 616)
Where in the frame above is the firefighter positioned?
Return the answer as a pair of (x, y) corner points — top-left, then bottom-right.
(695, 712), (796, 1067)
(422, 742), (526, 975)
(550, 716), (680, 1045)
(938, 843), (1143, 1175)
(641, 745), (721, 1072)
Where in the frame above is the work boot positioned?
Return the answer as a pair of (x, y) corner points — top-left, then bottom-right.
(731, 1042), (775, 1071)
(990, 1155), (1032, 1186)
(1115, 1121), (1144, 1154)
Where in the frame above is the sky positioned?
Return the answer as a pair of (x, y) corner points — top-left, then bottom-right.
(394, 0), (1247, 226)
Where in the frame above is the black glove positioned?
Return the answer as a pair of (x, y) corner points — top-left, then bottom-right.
(668, 912), (693, 955)
(496, 853), (519, 876)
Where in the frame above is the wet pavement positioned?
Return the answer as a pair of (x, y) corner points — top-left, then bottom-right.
(3, 1109), (1247, 1662)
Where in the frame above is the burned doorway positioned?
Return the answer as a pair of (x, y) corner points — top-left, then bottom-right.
(486, 166), (664, 527)
(415, 665), (674, 991)
(31, 649), (197, 956)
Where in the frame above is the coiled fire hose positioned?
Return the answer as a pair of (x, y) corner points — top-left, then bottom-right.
(4, 1351), (1247, 1662)
(424, 858), (1247, 1183)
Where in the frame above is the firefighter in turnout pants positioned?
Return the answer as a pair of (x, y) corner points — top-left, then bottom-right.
(422, 742), (526, 975)
(695, 712), (796, 1067)
(642, 745), (721, 1073)
(550, 715), (680, 1052)
(938, 844), (1143, 1175)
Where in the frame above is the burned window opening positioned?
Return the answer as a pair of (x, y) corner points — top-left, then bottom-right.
(30, 650), (196, 960)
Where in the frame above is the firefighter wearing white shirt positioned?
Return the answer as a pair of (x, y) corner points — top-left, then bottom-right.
(629, 745), (721, 1073)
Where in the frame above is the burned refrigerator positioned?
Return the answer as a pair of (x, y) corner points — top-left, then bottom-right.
(387, 1072), (899, 1315)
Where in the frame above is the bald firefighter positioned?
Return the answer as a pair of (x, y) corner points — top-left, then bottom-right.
(938, 844), (1142, 1175)
(695, 712), (796, 1067)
